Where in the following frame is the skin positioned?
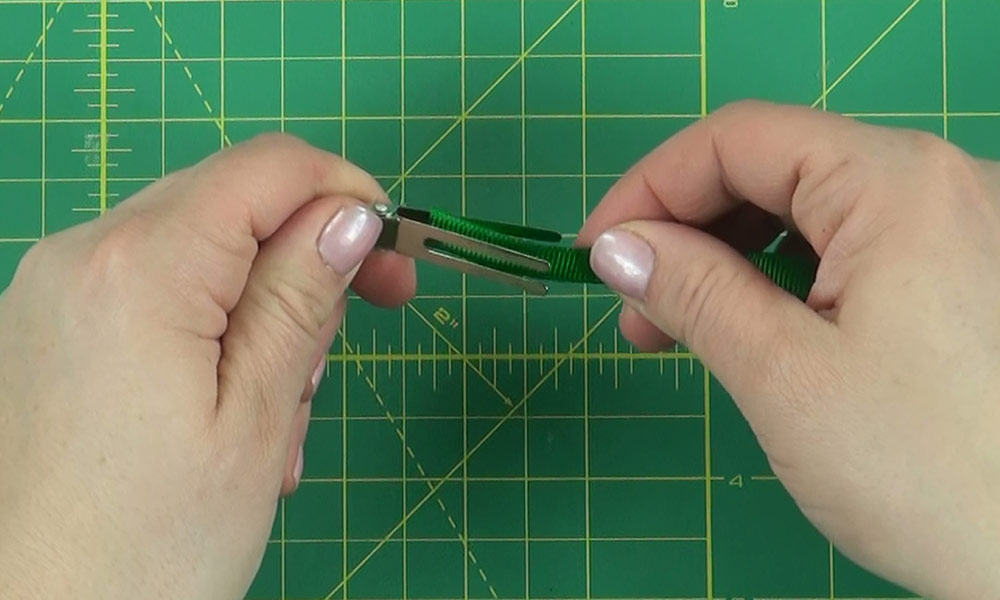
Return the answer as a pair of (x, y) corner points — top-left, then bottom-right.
(0, 101), (996, 599)
(581, 100), (1000, 600)
(0, 134), (416, 599)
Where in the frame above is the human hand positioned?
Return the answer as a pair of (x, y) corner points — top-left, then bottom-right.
(0, 134), (414, 599)
(579, 101), (1000, 600)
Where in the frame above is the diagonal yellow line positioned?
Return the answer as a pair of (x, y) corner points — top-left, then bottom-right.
(330, 4), (585, 415)
(322, 299), (622, 600)
(329, 303), (517, 409)
(0, 1), (66, 118)
(385, 0), (582, 194)
(338, 337), (501, 599)
(811, 0), (923, 108)
(406, 304), (514, 406)
(141, 0), (232, 146)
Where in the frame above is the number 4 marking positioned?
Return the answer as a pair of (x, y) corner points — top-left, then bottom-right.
(728, 474), (743, 488)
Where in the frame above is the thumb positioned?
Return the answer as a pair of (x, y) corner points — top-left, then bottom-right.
(588, 221), (836, 406)
(216, 196), (381, 466)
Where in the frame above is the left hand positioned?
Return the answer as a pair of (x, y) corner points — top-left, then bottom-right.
(0, 134), (415, 599)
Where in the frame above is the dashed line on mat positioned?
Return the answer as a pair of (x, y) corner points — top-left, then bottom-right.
(141, 0), (232, 147)
(0, 1), (66, 117)
(341, 343), (500, 599)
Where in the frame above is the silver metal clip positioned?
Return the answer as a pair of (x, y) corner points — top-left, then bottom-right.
(373, 203), (551, 296)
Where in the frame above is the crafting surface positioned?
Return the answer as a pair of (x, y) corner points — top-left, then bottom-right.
(0, 0), (996, 598)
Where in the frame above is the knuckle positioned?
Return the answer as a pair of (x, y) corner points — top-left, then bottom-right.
(227, 131), (349, 187)
(791, 150), (868, 240)
(711, 98), (770, 121)
(906, 127), (949, 156)
(248, 131), (305, 153)
(212, 132), (313, 176)
(12, 236), (56, 282)
(83, 218), (148, 286)
(915, 133), (977, 183)
(247, 131), (343, 166)
(905, 132), (990, 214)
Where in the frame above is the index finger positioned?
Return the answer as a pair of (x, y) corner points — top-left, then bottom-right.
(117, 133), (415, 312)
(178, 133), (390, 242)
(577, 100), (871, 255)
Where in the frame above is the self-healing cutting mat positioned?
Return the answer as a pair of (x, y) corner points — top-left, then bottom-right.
(1, 1), (996, 598)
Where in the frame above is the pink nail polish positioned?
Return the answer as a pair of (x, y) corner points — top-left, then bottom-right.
(590, 230), (655, 299)
(293, 445), (304, 486)
(311, 359), (326, 394)
(317, 204), (382, 275)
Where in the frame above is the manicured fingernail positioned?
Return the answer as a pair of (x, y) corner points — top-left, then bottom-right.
(293, 445), (304, 486)
(590, 230), (654, 299)
(311, 359), (326, 395)
(317, 204), (382, 275)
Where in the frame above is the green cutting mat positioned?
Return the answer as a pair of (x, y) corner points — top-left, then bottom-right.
(1, 0), (997, 598)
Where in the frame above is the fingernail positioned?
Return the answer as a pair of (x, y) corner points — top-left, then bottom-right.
(590, 229), (654, 299)
(311, 359), (326, 395)
(317, 204), (382, 275)
(293, 445), (304, 486)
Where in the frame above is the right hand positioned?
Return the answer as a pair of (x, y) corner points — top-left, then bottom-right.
(579, 100), (1000, 600)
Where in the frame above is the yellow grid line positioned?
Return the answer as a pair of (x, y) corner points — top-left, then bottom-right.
(519, 2), (530, 597)
(278, 0), (287, 595)
(399, 2), (407, 599)
(459, 0), (471, 597)
(141, 0), (232, 146)
(941, 0), (948, 139)
(340, 2), (348, 595)
(40, 0), (47, 236)
(699, 3), (713, 599)
(339, 336), (500, 599)
(313, 1), (924, 596)
(349, 0), (590, 422)
(829, 541), (836, 600)
(14, 110), (1000, 124)
(384, 0), (583, 195)
(160, 0), (166, 180)
(746, 0), (927, 498)
(322, 1), (593, 411)
(318, 351), (694, 362)
(218, 0), (225, 148)
(703, 367), (714, 600)
(811, 0), (923, 108)
(820, 0), (833, 596)
(4, 2), (935, 597)
(405, 305), (514, 406)
(302, 473), (715, 481)
(273, 536), (708, 544)
(0, 52), (702, 64)
(580, 1), (592, 598)
(699, 0), (707, 117)
(0, 1), (65, 118)
(322, 299), (622, 600)
(821, 0), (828, 111)
(302, 474), (717, 482)
(98, 0), (108, 214)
